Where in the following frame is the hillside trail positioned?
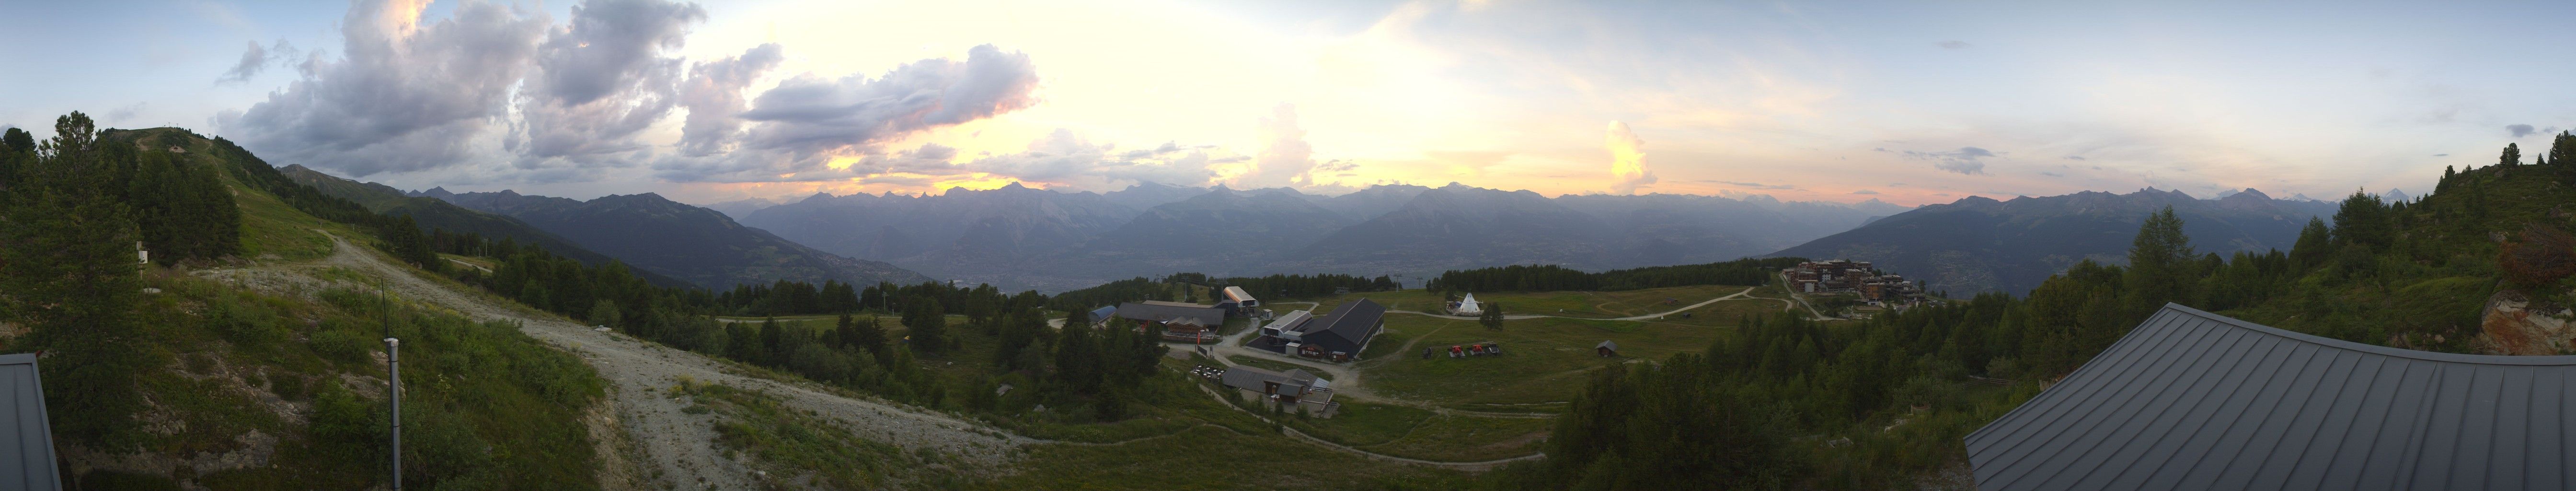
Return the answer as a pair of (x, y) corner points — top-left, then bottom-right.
(199, 232), (1029, 490)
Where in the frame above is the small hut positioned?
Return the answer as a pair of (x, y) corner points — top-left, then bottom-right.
(1453, 293), (1483, 316)
(1595, 340), (1619, 357)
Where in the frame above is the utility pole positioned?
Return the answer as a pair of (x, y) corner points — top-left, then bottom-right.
(384, 337), (403, 491)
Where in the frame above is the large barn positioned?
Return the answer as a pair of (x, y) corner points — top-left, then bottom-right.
(1252, 299), (1387, 362)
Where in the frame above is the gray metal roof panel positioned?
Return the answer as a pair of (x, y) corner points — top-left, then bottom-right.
(0, 353), (60, 491)
(1965, 304), (2576, 491)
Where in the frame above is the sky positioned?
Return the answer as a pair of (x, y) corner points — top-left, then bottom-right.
(4, 0), (2574, 207)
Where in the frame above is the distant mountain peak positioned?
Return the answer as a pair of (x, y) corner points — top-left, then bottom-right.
(999, 181), (1028, 190)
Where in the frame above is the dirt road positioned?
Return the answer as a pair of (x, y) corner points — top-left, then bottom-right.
(200, 233), (1026, 490)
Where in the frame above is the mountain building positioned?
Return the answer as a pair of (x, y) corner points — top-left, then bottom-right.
(1217, 286), (1259, 317)
(1966, 304), (2576, 491)
(1218, 366), (1339, 417)
(1113, 301), (1228, 342)
(1251, 299), (1388, 362)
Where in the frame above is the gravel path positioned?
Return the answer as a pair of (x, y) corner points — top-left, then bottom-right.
(201, 233), (1028, 490)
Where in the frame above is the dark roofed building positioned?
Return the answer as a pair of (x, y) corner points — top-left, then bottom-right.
(1250, 299), (1388, 362)
(1115, 300), (1228, 342)
(1217, 365), (1338, 417)
(1966, 304), (2576, 491)
(1115, 300), (1226, 328)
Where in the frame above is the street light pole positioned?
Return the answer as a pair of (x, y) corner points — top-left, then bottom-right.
(385, 337), (402, 491)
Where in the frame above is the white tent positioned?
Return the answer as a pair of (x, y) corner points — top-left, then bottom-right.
(1454, 293), (1483, 315)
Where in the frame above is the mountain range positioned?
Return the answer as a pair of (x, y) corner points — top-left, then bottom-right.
(740, 181), (1909, 292)
(1769, 187), (2340, 296)
(411, 187), (933, 289)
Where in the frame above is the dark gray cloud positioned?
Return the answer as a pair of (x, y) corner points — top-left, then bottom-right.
(1937, 40), (1971, 49)
(216, 0), (546, 177)
(1902, 146), (1996, 175)
(677, 44), (784, 156)
(735, 44), (1038, 156)
(511, 0), (706, 166)
(2063, 155), (2085, 160)
(2508, 124), (2537, 137)
(218, 40), (300, 83)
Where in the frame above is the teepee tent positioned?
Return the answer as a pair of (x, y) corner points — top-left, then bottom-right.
(1454, 293), (1482, 315)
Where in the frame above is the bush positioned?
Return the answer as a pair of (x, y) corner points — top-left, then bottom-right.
(2500, 223), (2576, 289)
(310, 327), (376, 364)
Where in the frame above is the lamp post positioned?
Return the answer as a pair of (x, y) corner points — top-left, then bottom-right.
(385, 337), (403, 491)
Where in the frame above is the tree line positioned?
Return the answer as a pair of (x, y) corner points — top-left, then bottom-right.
(1424, 257), (1808, 293)
(1046, 272), (1397, 312)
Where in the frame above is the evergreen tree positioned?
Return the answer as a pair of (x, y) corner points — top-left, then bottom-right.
(2501, 142), (2522, 167)
(758, 318), (785, 366)
(2125, 206), (2194, 310)
(1055, 319), (1101, 393)
(2330, 190), (2392, 248)
(2, 112), (149, 446)
(2289, 217), (2332, 268)
(902, 298), (945, 353)
(1479, 302), (1505, 330)
(0, 127), (32, 154)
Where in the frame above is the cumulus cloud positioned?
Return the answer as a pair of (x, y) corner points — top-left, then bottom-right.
(1231, 104), (1319, 188)
(651, 44), (1041, 182)
(509, 0), (706, 166)
(216, 0), (546, 177)
(736, 44), (1038, 156)
(1606, 121), (1656, 194)
(1937, 40), (1971, 49)
(2508, 124), (2538, 137)
(1902, 146), (1996, 175)
(217, 40), (300, 83)
(676, 44), (783, 156)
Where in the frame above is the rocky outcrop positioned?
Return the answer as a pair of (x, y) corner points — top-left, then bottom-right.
(2477, 290), (2576, 355)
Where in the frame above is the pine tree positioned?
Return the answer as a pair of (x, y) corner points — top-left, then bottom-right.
(2125, 206), (2194, 310)
(1480, 302), (1506, 330)
(903, 298), (945, 353)
(2289, 217), (2332, 268)
(758, 318), (785, 366)
(2, 112), (149, 446)
(2331, 190), (2392, 248)
(2501, 143), (2521, 167)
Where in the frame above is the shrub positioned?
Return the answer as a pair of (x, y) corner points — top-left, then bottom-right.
(310, 327), (376, 364)
(2500, 223), (2576, 290)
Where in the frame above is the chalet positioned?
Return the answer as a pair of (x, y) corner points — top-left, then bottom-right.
(1114, 300), (1227, 342)
(1783, 259), (1924, 303)
(1595, 340), (1619, 357)
(1218, 365), (1339, 417)
(1253, 299), (1387, 362)
(1215, 286), (1260, 316)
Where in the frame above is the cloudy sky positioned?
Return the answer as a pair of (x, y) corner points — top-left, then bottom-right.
(4, 0), (2573, 206)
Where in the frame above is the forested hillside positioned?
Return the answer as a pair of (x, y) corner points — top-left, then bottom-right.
(1, 114), (609, 489)
(1492, 136), (2576, 489)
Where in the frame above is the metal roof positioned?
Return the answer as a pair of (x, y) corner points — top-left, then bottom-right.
(1222, 286), (1254, 303)
(1965, 304), (2576, 491)
(1116, 301), (1228, 327)
(0, 353), (60, 491)
(1295, 299), (1385, 355)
